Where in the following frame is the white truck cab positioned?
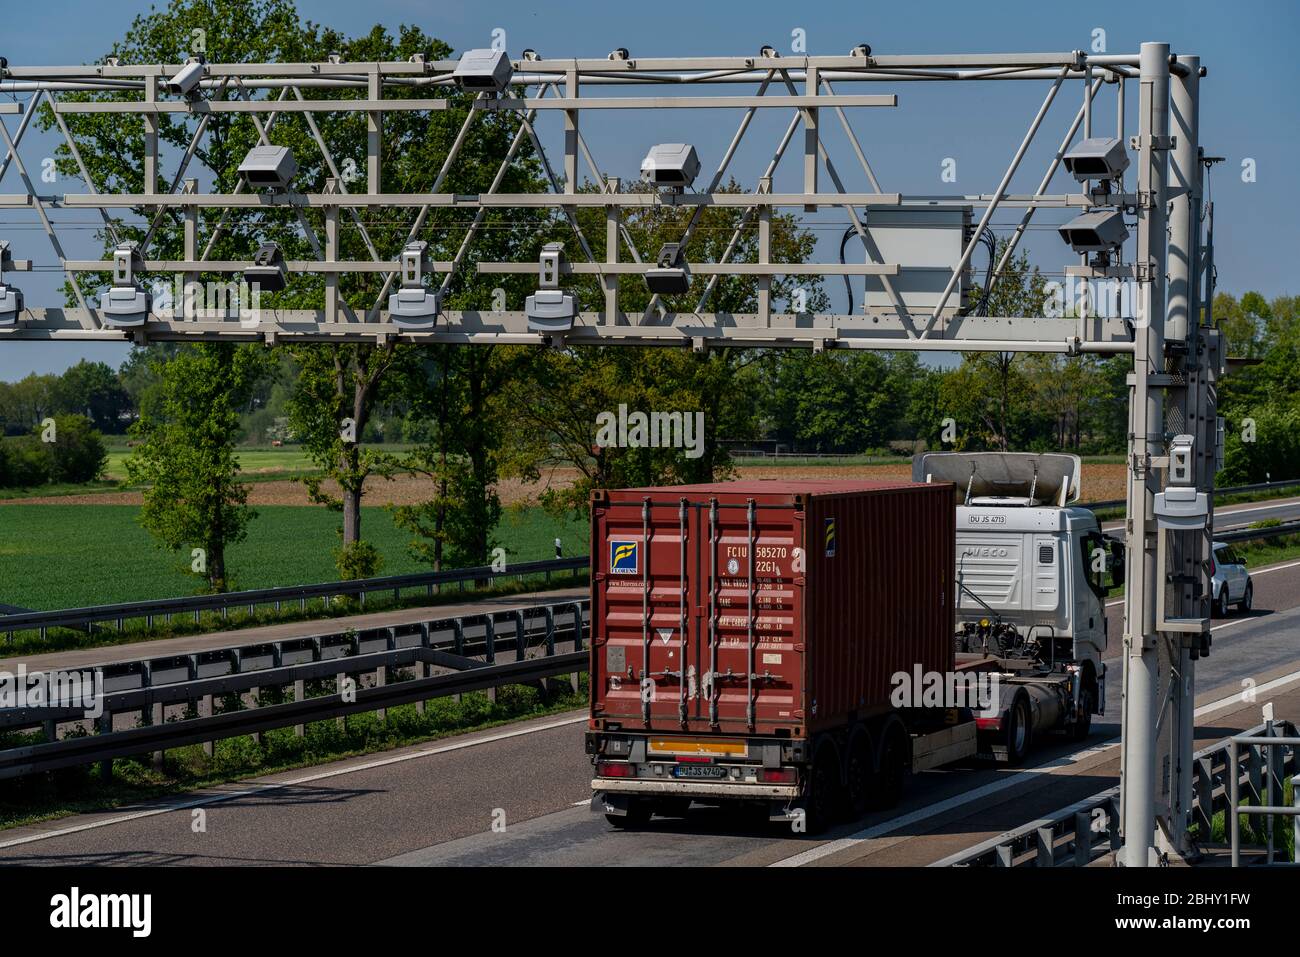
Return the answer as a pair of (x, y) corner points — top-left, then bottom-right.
(913, 452), (1110, 751)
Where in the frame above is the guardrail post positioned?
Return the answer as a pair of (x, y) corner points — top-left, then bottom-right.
(1073, 812), (1092, 867)
(375, 627), (396, 723)
(337, 672), (347, 731)
(1265, 721), (1276, 863)
(97, 709), (113, 781)
(484, 615), (497, 704)
(1194, 755), (1214, 832)
(1293, 773), (1299, 863)
(1035, 826), (1055, 866)
(143, 663), (165, 771)
(571, 602), (585, 694)
(43, 718), (57, 743)
(294, 676), (306, 737)
(416, 622), (431, 716)
(515, 610), (527, 663)
(453, 618), (465, 705)
(1230, 739), (1240, 868)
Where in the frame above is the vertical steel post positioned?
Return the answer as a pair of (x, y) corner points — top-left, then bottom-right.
(143, 72), (158, 194)
(1165, 54), (1203, 860)
(367, 67), (382, 194)
(1120, 41), (1171, 869)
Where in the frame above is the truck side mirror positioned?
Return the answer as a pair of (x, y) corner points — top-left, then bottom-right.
(1109, 540), (1125, 588)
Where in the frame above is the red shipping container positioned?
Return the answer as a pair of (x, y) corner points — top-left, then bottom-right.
(589, 480), (954, 738)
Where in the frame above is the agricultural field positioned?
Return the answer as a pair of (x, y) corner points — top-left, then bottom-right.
(0, 503), (586, 611)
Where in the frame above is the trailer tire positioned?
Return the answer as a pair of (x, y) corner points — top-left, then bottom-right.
(871, 722), (908, 809)
(1005, 693), (1032, 765)
(845, 732), (874, 819)
(803, 742), (841, 835)
(605, 799), (652, 830)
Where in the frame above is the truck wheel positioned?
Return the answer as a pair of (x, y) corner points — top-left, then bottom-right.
(804, 745), (841, 834)
(871, 725), (907, 809)
(1069, 686), (1094, 742)
(605, 799), (651, 830)
(845, 735), (873, 819)
(655, 798), (691, 818)
(1004, 694), (1032, 765)
(1237, 582), (1253, 614)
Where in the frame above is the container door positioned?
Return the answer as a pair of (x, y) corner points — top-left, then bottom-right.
(594, 496), (698, 729)
(701, 498), (802, 733)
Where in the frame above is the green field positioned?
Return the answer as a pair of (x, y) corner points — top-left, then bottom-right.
(0, 503), (587, 611)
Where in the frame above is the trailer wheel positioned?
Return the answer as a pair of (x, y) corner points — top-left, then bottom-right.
(1005, 693), (1032, 765)
(871, 722), (908, 809)
(845, 734), (874, 819)
(803, 744), (841, 834)
(605, 799), (652, 829)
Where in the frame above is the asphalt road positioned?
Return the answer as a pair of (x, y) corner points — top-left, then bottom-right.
(3, 556), (1299, 867)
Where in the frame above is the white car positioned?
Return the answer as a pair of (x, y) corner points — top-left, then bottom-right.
(1210, 541), (1253, 617)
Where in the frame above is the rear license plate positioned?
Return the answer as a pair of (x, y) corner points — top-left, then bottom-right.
(672, 765), (728, 780)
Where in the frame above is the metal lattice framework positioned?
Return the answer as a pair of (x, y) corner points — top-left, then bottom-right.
(0, 48), (1163, 352)
(0, 43), (1221, 871)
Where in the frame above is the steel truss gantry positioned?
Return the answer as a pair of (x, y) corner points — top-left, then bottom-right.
(0, 43), (1217, 866)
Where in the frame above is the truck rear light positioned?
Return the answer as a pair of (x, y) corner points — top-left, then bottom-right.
(975, 716), (1002, 731)
(596, 760), (636, 778)
(759, 768), (797, 784)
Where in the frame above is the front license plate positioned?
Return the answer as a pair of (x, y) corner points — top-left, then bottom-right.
(672, 765), (728, 779)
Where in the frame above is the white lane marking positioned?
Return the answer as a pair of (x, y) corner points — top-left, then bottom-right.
(769, 739), (1121, 868)
(771, 662), (1300, 868)
(0, 714), (588, 850)
(1104, 558), (1300, 609)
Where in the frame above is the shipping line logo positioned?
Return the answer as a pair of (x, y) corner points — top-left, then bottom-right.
(824, 517), (837, 557)
(610, 540), (639, 575)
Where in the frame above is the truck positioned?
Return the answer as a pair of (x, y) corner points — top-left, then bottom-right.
(586, 453), (1112, 832)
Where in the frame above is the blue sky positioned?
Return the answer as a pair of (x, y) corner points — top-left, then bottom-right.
(1, 0), (1296, 378)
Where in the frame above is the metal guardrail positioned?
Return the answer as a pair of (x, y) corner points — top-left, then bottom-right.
(1216, 520), (1300, 544)
(933, 720), (1298, 867)
(0, 598), (591, 781)
(0, 556), (588, 641)
(1229, 722), (1300, 866)
(1087, 477), (1300, 513)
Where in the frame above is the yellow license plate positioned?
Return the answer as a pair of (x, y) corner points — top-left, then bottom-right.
(648, 737), (748, 758)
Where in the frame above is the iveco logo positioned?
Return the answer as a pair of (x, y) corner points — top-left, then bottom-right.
(962, 546), (1010, 558)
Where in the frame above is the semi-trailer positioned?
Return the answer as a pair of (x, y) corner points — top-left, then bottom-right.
(587, 453), (1111, 832)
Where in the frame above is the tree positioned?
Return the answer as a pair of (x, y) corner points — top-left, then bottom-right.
(43, 414), (108, 483)
(125, 344), (270, 592)
(52, 361), (132, 434)
(939, 243), (1048, 450)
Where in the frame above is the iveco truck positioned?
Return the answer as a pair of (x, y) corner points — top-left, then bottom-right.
(587, 453), (1112, 831)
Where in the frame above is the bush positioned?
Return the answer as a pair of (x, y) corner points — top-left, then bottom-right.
(0, 436), (54, 488)
(334, 539), (383, 581)
(43, 414), (107, 483)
